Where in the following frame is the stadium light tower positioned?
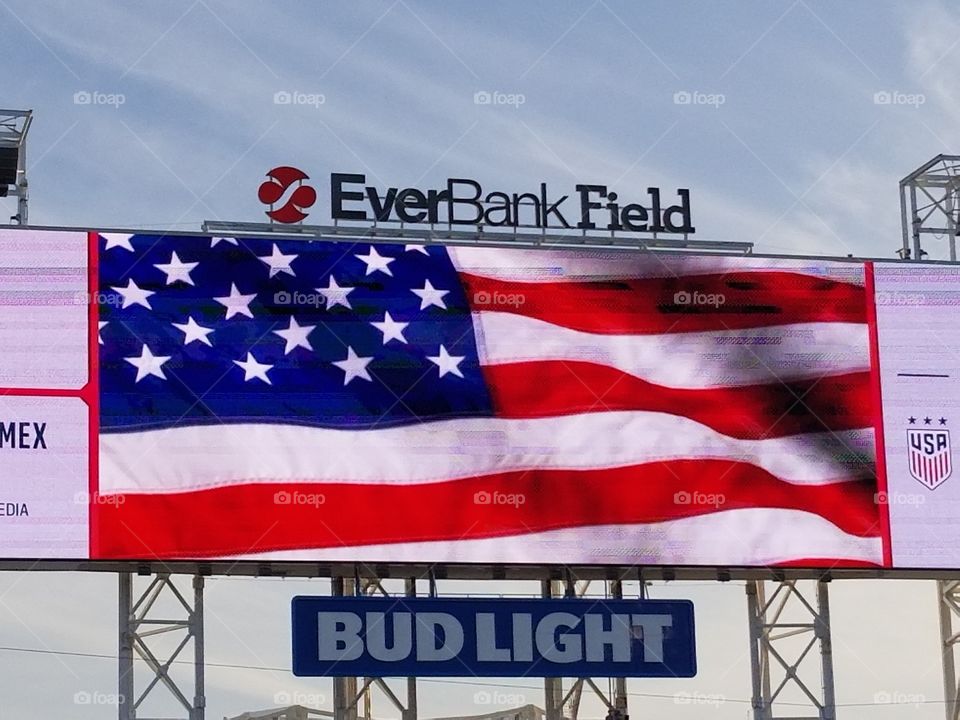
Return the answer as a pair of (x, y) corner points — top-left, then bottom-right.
(900, 154), (960, 261)
(0, 109), (32, 225)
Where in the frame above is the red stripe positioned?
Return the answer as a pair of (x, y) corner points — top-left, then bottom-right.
(485, 361), (873, 441)
(92, 460), (880, 559)
(774, 558), (882, 568)
(461, 271), (866, 335)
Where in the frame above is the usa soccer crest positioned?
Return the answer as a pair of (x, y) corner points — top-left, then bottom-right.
(907, 417), (952, 490)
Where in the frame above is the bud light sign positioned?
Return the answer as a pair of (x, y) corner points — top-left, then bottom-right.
(291, 596), (696, 678)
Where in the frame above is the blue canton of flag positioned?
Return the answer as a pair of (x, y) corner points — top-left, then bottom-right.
(97, 234), (493, 431)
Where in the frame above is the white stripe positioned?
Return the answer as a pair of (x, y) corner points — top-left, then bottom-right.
(474, 312), (869, 388)
(448, 247), (865, 286)
(99, 415), (873, 494)
(230, 509), (882, 565)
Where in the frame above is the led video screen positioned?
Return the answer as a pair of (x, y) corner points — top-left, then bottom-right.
(2, 226), (958, 569)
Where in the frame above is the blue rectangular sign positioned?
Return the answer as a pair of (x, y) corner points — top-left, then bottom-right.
(291, 596), (696, 678)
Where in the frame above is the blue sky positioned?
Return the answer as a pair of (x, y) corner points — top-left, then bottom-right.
(2, 1), (960, 718)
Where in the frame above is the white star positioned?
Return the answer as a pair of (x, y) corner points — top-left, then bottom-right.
(355, 247), (395, 276)
(259, 244), (297, 278)
(411, 279), (449, 310)
(427, 345), (465, 378)
(211, 236), (238, 247)
(154, 251), (199, 286)
(111, 279), (155, 310)
(102, 233), (134, 252)
(233, 352), (273, 384)
(172, 316), (214, 347)
(332, 346), (373, 385)
(215, 283), (256, 319)
(98, 321), (108, 345)
(404, 244), (430, 255)
(274, 317), (315, 354)
(317, 276), (355, 309)
(370, 311), (409, 345)
(124, 344), (170, 383)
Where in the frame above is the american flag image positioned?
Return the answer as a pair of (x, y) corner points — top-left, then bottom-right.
(94, 232), (885, 566)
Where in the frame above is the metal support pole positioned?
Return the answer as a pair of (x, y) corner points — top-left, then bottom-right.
(746, 579), (836, 720)
(117, 573), (205, 720)
(404, 578), (418, 720)
(192, 575), (206, 720)
(938, 581), (960, 720)
(816, 582), (836, 720)
(119, 572), (134, 720)
(610, 580), (628, 719)
(332, 577), (352, 720)
(15, 139), (27, 225)
(542, 579), (563, 720)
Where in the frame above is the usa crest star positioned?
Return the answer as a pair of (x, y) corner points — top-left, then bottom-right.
(941, 417), (949, 425)
(908, 416), (917, 424)
(925, 417), (933, 425)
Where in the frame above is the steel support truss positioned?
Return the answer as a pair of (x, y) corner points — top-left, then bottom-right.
(541, 578), (632, 720)
(937, 580), (960, 720)
(332, 577), (418, 720)
(0, 109), (31, 224)
(118, 572), (205, 720)
(899, 154), (960, 261)
(746, 579), (836, 720)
